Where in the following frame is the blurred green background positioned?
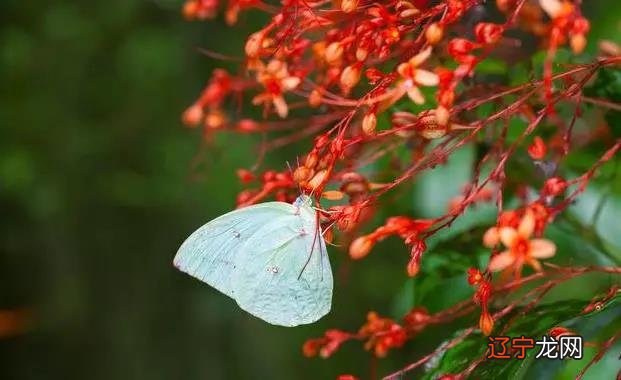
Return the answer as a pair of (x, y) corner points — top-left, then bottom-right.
(1, 1), (620, 379)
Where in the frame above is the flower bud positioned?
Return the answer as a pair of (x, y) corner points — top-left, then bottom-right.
(236, 190), (255, 206)
(365, 68), (384, 84)
(302, 340), (319, 357)
(325, 42), (344, 65)
(183, 1), (199, 19)
(528, 136), (547, 160)
(340, 0), (359, 13)
(548, 326), (575, 339)
(337, 375), (358, 380)
(437, 375), (459, 380)
(399, 8), (420, 18)
(204, 110), (225, 129)
(305, 151), (319, 168)
(383, 26), (400, 44)
(307, 169), (328, 191)
(479, 311), (494, 336)
(355, 47), (368, 62)
(236, 169), (255, 183)
(467, 268), (483, 285)
(293, 166), (312, 183)
(309, 88), (323, 108)
(495, 0), (513, 12)
(322, 190), (344, 200)
(403, 307), (429, 326)
(599, 40), (621, 56)
(474, 23), (503, 45)
(349, 235), (374, 259)
(420, 124), (447, 139)
(261, 170), (277, 182)
(543, 177), (567, 197)
(425, 22), (444, 45)
(362, 112), (377, 135)
(407, 256), (420, 277)
(317, 152), (333, 169)
(340, 172), (369, 195)
(315, 134), (330, 149)
(572, 17), (590, 35)
(407, 239), (426, 276)
(570, 34), (587, 54)
(447, 38), (476, 57)
(236, 119), (260, 132)
(245, 31), (265, 58)
(438, 89), (455, 108)
(435, 105), (450, 127)
(182, 104), (203, 126)
(340, 64), (361, 88)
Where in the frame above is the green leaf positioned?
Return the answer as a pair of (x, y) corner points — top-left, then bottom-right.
(418, 274), (473, 313)
(476, 58), (508, 75)
(585, 67), (621, 102)
(391, 277), (416, 319)
(584, 67), (621, 138)
(413, 143), (474, 218)
(420, 294), (621, 379)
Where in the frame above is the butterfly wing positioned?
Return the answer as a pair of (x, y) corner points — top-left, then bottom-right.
(232, 203), (333, 327)
(173, 202), (292, 298)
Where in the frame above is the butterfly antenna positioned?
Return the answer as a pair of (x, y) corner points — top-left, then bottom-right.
(294, 156), (304, 195)
(287, 159), (307, 199)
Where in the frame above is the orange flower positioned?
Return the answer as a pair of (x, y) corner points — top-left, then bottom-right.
(252, 60), (301, 118)
(488, 210), (556, 273)
(395, 47), (439, 104)
(539, 0), (574, 20)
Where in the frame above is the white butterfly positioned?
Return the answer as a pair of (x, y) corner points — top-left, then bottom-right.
(174, 195), (333, 327)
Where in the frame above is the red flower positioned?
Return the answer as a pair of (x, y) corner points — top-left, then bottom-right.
(252, 60), (301, 118)
(528, 136), (547, 160)
(488, 210), (556, 274)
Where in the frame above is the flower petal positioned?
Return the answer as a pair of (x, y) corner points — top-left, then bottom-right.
(267, 59), (284, 73)
(414, 69), (439, 86)
(252, 93), (269, 105)
(483, 227), (500, 248)
(281, 76), (301, 91)
(529, 239), (556, 259)
(488, 250), (515, 272)
(407, 87), (425, 104)
(499, 227), (518, 248)
(518, 209), (535, 238)
(409, 46), (432, 67)
(273, 96), (288, 118)
(397, 63), (410, 78)
(539, 0), (562, 18)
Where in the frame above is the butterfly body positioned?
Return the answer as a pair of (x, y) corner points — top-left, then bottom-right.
(174, 195), (333, 327)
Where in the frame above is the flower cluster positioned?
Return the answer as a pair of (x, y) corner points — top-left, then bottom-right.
(484, 205), (556, 276)
(303, 308), (430, 359)
(349, 217), (432, 276)
(182, 0), (621, 377)
(467, 268), (494, 335)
